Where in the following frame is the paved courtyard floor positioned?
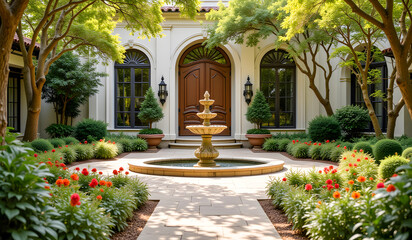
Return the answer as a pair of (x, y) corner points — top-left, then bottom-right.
(71, 149), (332, 240)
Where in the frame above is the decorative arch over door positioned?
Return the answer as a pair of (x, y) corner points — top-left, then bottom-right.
(178, 43), (231, 136)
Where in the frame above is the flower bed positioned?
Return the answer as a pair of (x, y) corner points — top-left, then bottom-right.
(266, 150), (412, 239)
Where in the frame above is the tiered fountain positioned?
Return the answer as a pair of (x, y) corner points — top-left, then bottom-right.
(186, 91), (226, 167)
(128, 91), (284, 177)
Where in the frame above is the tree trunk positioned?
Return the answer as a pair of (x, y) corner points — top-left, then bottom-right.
(23, 91), (42, 141)
(360, 84), (383, 137)
(395, 65), (412, 121)
(386, 113), (397, 139)
(61, 100), (67, 125)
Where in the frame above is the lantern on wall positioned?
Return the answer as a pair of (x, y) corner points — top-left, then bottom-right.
(158, 76), (168, 105)
(243, 76), (253, 105)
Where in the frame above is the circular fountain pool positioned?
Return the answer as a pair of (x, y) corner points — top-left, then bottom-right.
(128, 157), (284, 177)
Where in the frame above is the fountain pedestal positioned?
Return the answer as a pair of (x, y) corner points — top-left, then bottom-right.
(186, 91), (227, 167)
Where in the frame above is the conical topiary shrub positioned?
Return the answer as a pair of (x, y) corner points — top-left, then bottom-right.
(138, 87), (164, 129)
(246, 90), (272, 130)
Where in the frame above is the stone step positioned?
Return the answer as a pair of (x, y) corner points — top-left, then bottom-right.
(169, 142), (243, 149)
(175, 137), (236, 144)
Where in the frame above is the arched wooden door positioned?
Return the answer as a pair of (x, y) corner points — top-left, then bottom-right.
(179, 44), (231, 136)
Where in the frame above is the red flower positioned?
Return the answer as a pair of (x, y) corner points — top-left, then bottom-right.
(365, 157), (368, 160)
(349, 163), (353, 167)
(348, 180), (354, 185)
(70, 174), (79, 181)
(392, 174), (398, 177)
(89, 178), (98, 188)
(327, 184), (334, 191)
(52, 149), (55, 153)
(305, 184), (312, 191)
(318, 170), (322, 173)
(99, 171), (103, 175)
(34, 154), (38, 157)
(377, 182), (385, 189)
(119, 167), (124, 172)
(79, 142), (82, 144)
(344, 146), (347, 149)
(357, 176), (366, 182)
(343, 157), (347, 160)
(333, 191), (341, 199)
(100, 188), (104, 192)
(354, 150), (357, 153)
(386, 184), (396, 192)
(326, 140), (330, 143)
(326, 179), (333, 185)
(337, 145), (340, 147)
(84, 141), (88, 144)
(60, 163), (66, 167)
(329, 166), (333, 170)
(99, 180), (106, 186)
(359, 149), (363, 152)
(125, 171), (129, 175)
(45, 186), (50, 190)
(322, 185), (326, 188)
(96, 195), (102, 200)
(345, 168), (349, 171)
(99, 139), (103, 142)
(334, 183), (339, 189)
(357, 158), (361, 162)
(44, 151), (47, 153)
(113, 170), (118, 175)
(65, 145), (68, 147)
(58, 176), (62, 179)
(81, 168), (89, 176)
(75, 167), (80, 171)
(70, 193), (81, 206)
(345, 187), (350, 192)
(319, 143), (322, 146)
(91, 168), (97, 173)
(369, 177), (374, 181)
(55, 179), (63, 187)
(106, 181), (112, 187)
(282, 177), (287, 182)
(351, 191), (361, 199)
(63, 179), (70, 186)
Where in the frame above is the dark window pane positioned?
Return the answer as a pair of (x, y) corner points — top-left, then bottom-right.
(117, 98), (131, 112)
(117, 113), (131, 126)
(135, 68), (142, 82)
(142, 68), (149, 82)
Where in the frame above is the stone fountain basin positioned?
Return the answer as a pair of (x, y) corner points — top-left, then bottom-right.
(186, 125), (227, 135)
(128, 157), (284, 177)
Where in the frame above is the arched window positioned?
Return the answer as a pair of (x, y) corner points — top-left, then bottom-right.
(115, 50), (150, 128)
(350, 49), (388, 132)
(260, 49), (296, 128)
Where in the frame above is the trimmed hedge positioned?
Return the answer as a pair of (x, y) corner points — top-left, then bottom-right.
(373, 139), (403, 163)
(31, 139), (54, 153)
(308, 116), (341, 142)
(379, 156), (410, 180)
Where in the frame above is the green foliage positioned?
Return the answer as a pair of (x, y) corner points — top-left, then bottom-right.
(291, 143), (310, 158)
(246, 91), (272, 128)
(51, 190), (112, 240)
(246, 129), (271, 134)
(94, 141), (119, 159)
(124, 177), (150, 208)
(138, 88), (164, 128)
(139, 128), (163, 134)
(132, 138), (148, 151)
(48, 138), (66, 148)
(61, 136), (80, 145)
(109, 171), (130, 188)
(378, 156), (409, 180)
(72, 144), (95, 161)
(31, 139), (54, 153)
(45, 124), (74, 138)
(285, 169), (309, 187)
(402, 147), (412, 160)
(398, 137), (412, 150)
(338, 151), (378, 187)
(116, 138), (134, 152)
(278, 139), (292, 151)
(60, 147), (78, 164)
(373, 139), (403, 163)
(74, 119), (107, 142)
(308, 116), (341, 142)
(263, 138), (280, 151)
(334, 105), (370, 138)
(309, 144), (322, 160)
(353, 141), (373, 156)
(319, 143), (336, 160)
(330, 146), (345, 162)
(272, 132), (309, 139)
(0, 139), (66, 239)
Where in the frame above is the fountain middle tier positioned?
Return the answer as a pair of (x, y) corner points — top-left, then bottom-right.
(186, 125), (227, 135)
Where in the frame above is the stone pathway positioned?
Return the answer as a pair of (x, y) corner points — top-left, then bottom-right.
(71, 149), (332, 240)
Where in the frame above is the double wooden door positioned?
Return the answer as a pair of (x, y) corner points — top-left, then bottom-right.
(178, 61), (231, 136)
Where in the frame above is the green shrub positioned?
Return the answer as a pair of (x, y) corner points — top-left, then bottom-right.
(72, 144), (95, 161)
(281, 188), (314, 232)
(246, 129), (271, 134)
(73, 118), (107, 142)
(60, 147), (78, 164)
(330, 146), (345, 162)
(263, 138), (279, 151)
(52, 190), (112, 240)
(61, 136), (80, 145)
(378, 156), (409, 180)
(132, 138), (148, 151)
(308, 116), (341, 142)
(373, 139), (403, 163)
(402, 147), (412, 160)
(124, 177), (149, 208)
(286, 142), (295, 155)
(45, 123), (74, 138)
(278, 139), (291, 151)
(31, 138), (54, 153)
(138, 87), (164, 129)
(138, 128), (163, 134)
(339, 142), (353, 150)
(0, 139), (65, 239)
(291, 144), (310, 158)
(284, 169), (309, 187)
(319, 143), (336, 160)
(109, 170), (130, 188)
(116, 138), (134, 152)
(334, 105), (369, 138)
(48, 138), (66, 148)
(353, 141), (373, 156)
(87, 135), (97, 143)
(246, 90), (272, 128)
(94, 141), (119, 159)
(338, 151), (378, 188)
(309, 144), (322, 160)
(115, 142), (124, 154)
(397, 136), (412, 150)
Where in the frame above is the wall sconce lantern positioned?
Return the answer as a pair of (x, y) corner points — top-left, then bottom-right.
(158, 76), (168, 105)
(243, 76), (253, 105)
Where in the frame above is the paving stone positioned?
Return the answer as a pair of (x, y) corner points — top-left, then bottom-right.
(199, 205), (241, 216)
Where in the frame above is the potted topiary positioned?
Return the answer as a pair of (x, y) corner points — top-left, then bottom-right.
(245, 90), (272, 149)
(138, 87), (165, 149)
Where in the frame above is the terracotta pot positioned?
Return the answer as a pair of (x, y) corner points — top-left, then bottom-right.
(245, 134), (272, 149)
(138, 134), (165, 149)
